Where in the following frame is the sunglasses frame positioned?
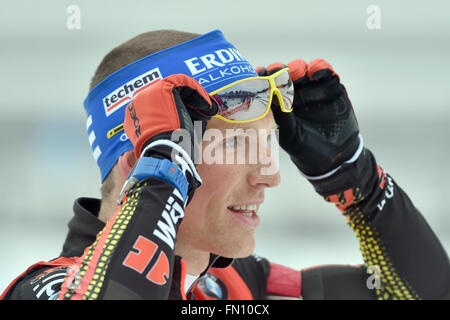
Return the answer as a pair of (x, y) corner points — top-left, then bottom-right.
(106, 68), (294, 139)
(210, 68), (293, 124)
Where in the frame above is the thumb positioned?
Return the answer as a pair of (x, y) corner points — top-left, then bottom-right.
(270, 99), (299, 148)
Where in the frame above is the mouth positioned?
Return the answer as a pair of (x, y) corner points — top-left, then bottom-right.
(227, 203), (261, 229)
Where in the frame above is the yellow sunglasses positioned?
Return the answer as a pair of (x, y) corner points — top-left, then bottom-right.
(210, 68), (294, 123)
(106, 68), (294, 138)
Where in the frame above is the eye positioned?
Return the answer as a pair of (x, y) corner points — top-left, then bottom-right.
(224, 135), (238, 148)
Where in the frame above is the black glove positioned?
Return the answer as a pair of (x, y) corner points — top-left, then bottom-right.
(257, 59), (361, 177)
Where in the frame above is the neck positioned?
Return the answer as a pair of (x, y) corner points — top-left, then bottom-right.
(99, 197), (210, 276)
(175, 242), (210, 275)
(98, 197), (117, 223)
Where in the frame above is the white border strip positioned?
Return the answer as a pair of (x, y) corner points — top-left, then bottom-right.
(141, 139), (202, 184)
(300, 134), (364, 181)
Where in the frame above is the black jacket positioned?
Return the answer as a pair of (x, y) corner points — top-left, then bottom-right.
(2, 148), (449, 300)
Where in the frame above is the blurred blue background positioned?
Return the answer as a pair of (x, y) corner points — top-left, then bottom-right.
(1, 0), (449, 292)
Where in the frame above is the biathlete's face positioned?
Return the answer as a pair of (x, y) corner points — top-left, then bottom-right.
(179, 110), (281, 259)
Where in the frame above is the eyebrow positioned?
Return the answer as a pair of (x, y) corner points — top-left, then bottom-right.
(223, 121), (279, 131)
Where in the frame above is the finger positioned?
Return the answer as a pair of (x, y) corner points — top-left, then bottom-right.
(124, 78), (181, 156)
(256, 62), (286, 77)
(306, 58), (339, 81)
(287, 59), (308, 82)
(124, 74), (216, 156)
(166, 74), (218, 118)
(266, 62), (285, 75)
(255, 66), (267, 76)
(176, 86), (217, 119)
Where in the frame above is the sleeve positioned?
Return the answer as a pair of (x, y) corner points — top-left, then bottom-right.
(303, 147), (450, 300)
(2, 266), (69, 300)
(58, 175), (187, 300)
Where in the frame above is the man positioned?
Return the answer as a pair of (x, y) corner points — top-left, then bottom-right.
(1, 29), (449, 300)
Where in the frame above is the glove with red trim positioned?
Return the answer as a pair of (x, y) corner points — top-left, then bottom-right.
(257, 59), (361, 177)
(123, 74), (218, 200)
(124, 73), (218, 160)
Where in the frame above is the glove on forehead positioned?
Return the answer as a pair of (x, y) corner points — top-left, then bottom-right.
(84, 30), (257, 182)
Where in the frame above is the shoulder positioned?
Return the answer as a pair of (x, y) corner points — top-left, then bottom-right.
(234, 255), (303, 299)
(1, 257), (75, 300)
(206, 254), (270, 299)
(207, 254), (303, 300)
(232, 254), (271, 280)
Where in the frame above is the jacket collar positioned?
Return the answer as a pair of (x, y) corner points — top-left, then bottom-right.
(61, 197), (233, 269)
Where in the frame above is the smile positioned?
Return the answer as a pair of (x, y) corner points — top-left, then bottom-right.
(227, 203), (261, 228)
(227, 204), (257, 216)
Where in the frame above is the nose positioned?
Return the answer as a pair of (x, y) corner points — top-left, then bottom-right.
(248, 168), (281, 189)
(247, 152), (281, 189)
(247, 128), (282, 188)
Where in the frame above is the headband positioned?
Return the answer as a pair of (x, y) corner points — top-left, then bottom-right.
(83, 30), (258, 182)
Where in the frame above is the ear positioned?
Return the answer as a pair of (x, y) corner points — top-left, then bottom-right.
(117, 150), (137, 179)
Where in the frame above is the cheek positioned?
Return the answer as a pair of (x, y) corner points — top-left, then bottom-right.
(180, 164), (256, 258)
(180, 164), (243, 242)
(193, 163), (241, 210)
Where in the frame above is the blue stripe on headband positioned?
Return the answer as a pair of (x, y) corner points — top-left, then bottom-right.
(83, 30), (258, 182)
